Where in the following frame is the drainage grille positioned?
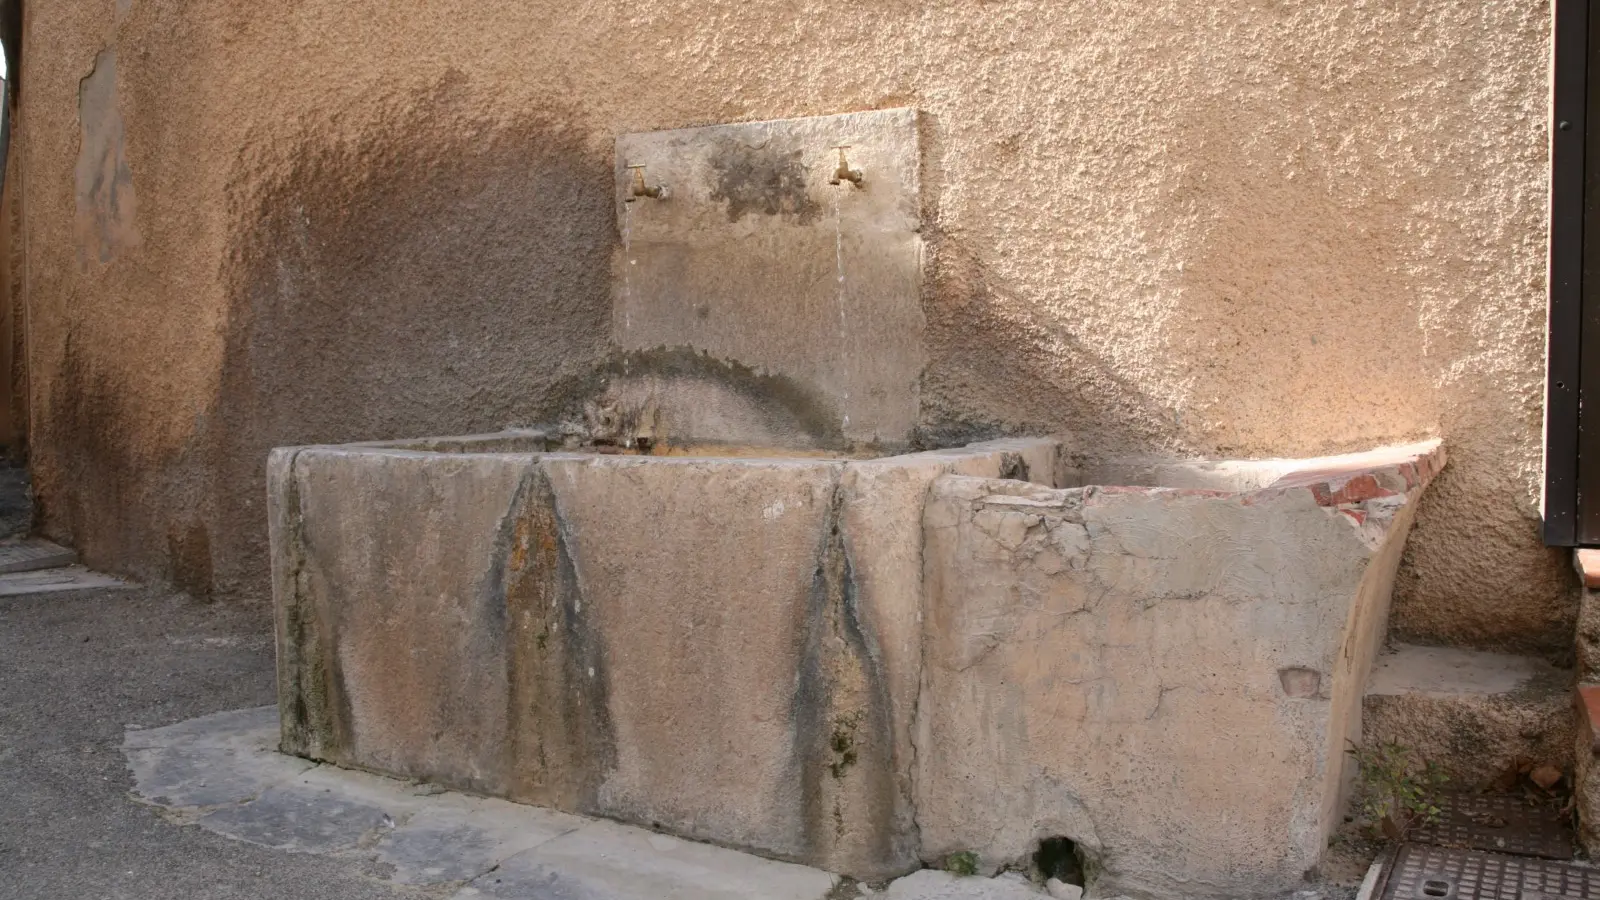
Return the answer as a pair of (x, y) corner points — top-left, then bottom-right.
(1382, 844), (1600, 900)
(1410, 793), (1575, 860)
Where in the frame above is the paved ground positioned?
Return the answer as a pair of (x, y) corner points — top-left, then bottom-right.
(121, 705), (839, 899)
(0, 585), (424, 900)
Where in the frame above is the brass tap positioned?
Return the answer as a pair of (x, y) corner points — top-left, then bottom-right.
(626, 165), (668, 201)
(828, 146), (864, 187)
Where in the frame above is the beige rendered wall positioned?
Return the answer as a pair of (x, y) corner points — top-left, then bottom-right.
(21, 1), (1565, 649)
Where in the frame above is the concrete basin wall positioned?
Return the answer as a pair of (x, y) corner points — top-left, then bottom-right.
(270, 436), (1057, 880)
(269, 434), (1441, 892)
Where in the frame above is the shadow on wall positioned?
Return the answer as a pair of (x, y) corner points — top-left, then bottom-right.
(913, 109), (1186, 458)
(914, 108), (1441, 458)
(192, 74), (614, 598)
(917, 235), (1174, 455)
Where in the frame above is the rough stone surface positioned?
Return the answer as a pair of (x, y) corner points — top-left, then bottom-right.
(882, 871), (1042, 900)
(1366, 643), (1559, 698)
(614, 109), (923, 448)
(1362, 644), (1574, 786)
(539, 454), (861, 866)
(20, 3), (1555, 663)
(196, 780), (396, 854)
(0, 565), (132, 596)
(915, 444), (1441, 897)
(356, 429), (554, 454)
(375, 793), (582, 886)
(1045, 879), (1082, 900)
(460, 818), (837, 900)
(124, 706), (313, 809)
(586, 364), (850, 452)
(0, 537), (77, 574)
(274, 447), (536, 793)
(831, 438), (1060, 871)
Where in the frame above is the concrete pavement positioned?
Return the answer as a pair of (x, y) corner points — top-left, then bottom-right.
(0, 586), (417, 900)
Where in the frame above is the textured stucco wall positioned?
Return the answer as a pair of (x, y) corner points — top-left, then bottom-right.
(21, 1), (1566, 650)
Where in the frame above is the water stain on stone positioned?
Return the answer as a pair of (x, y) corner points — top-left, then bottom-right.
(206, 77), (612, 600)
(707, 140), (820, 225)
(167, 520), (214, 601)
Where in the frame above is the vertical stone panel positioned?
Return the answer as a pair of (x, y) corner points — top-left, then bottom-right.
(916, 474), (1401, 897)
(278, 448), (537, 795)
(541, 456), (846, 861)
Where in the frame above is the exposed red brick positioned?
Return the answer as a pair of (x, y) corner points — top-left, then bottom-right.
(1308, 474), (1397, 507)
(1395, 462), (1419, 490)
(1577, 549), (1600, 589)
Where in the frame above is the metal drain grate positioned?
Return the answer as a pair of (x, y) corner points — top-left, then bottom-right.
(1382, 844), (1600, 900)
(1410, 793), (1574, 860)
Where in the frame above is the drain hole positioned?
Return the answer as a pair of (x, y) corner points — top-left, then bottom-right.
(998, 454), (1031, 482)
(1033, 836), (1084, 887)
(1419, 878), (1453, 898)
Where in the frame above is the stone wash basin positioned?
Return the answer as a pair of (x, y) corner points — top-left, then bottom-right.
(270, 433), (1442, 897)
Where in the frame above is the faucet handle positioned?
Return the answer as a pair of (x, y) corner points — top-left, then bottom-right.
(626, 164), (668, 202)
(828, 146), (864, 187)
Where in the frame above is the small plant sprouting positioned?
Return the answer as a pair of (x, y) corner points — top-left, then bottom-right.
(827, 713), (860, 779)
(1346, 739), (1448, 842)
(945, 850), (979, 876)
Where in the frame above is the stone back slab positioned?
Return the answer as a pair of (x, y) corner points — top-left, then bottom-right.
(613, 109), (924, 448)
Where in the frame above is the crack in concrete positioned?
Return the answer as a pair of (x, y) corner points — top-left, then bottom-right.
(1145, 684), (1181, 721)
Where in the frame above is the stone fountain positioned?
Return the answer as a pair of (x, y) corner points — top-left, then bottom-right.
(269, 109), (1443, 898)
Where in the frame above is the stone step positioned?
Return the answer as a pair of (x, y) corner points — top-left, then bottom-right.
(126, 706), (841, 900)
(0, 564), (133, 596)
(1362, 643), (1573, 786)
(0, 537), (76, 574)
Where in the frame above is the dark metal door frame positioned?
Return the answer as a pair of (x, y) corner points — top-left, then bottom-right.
(1546, 0), (1589, 545)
